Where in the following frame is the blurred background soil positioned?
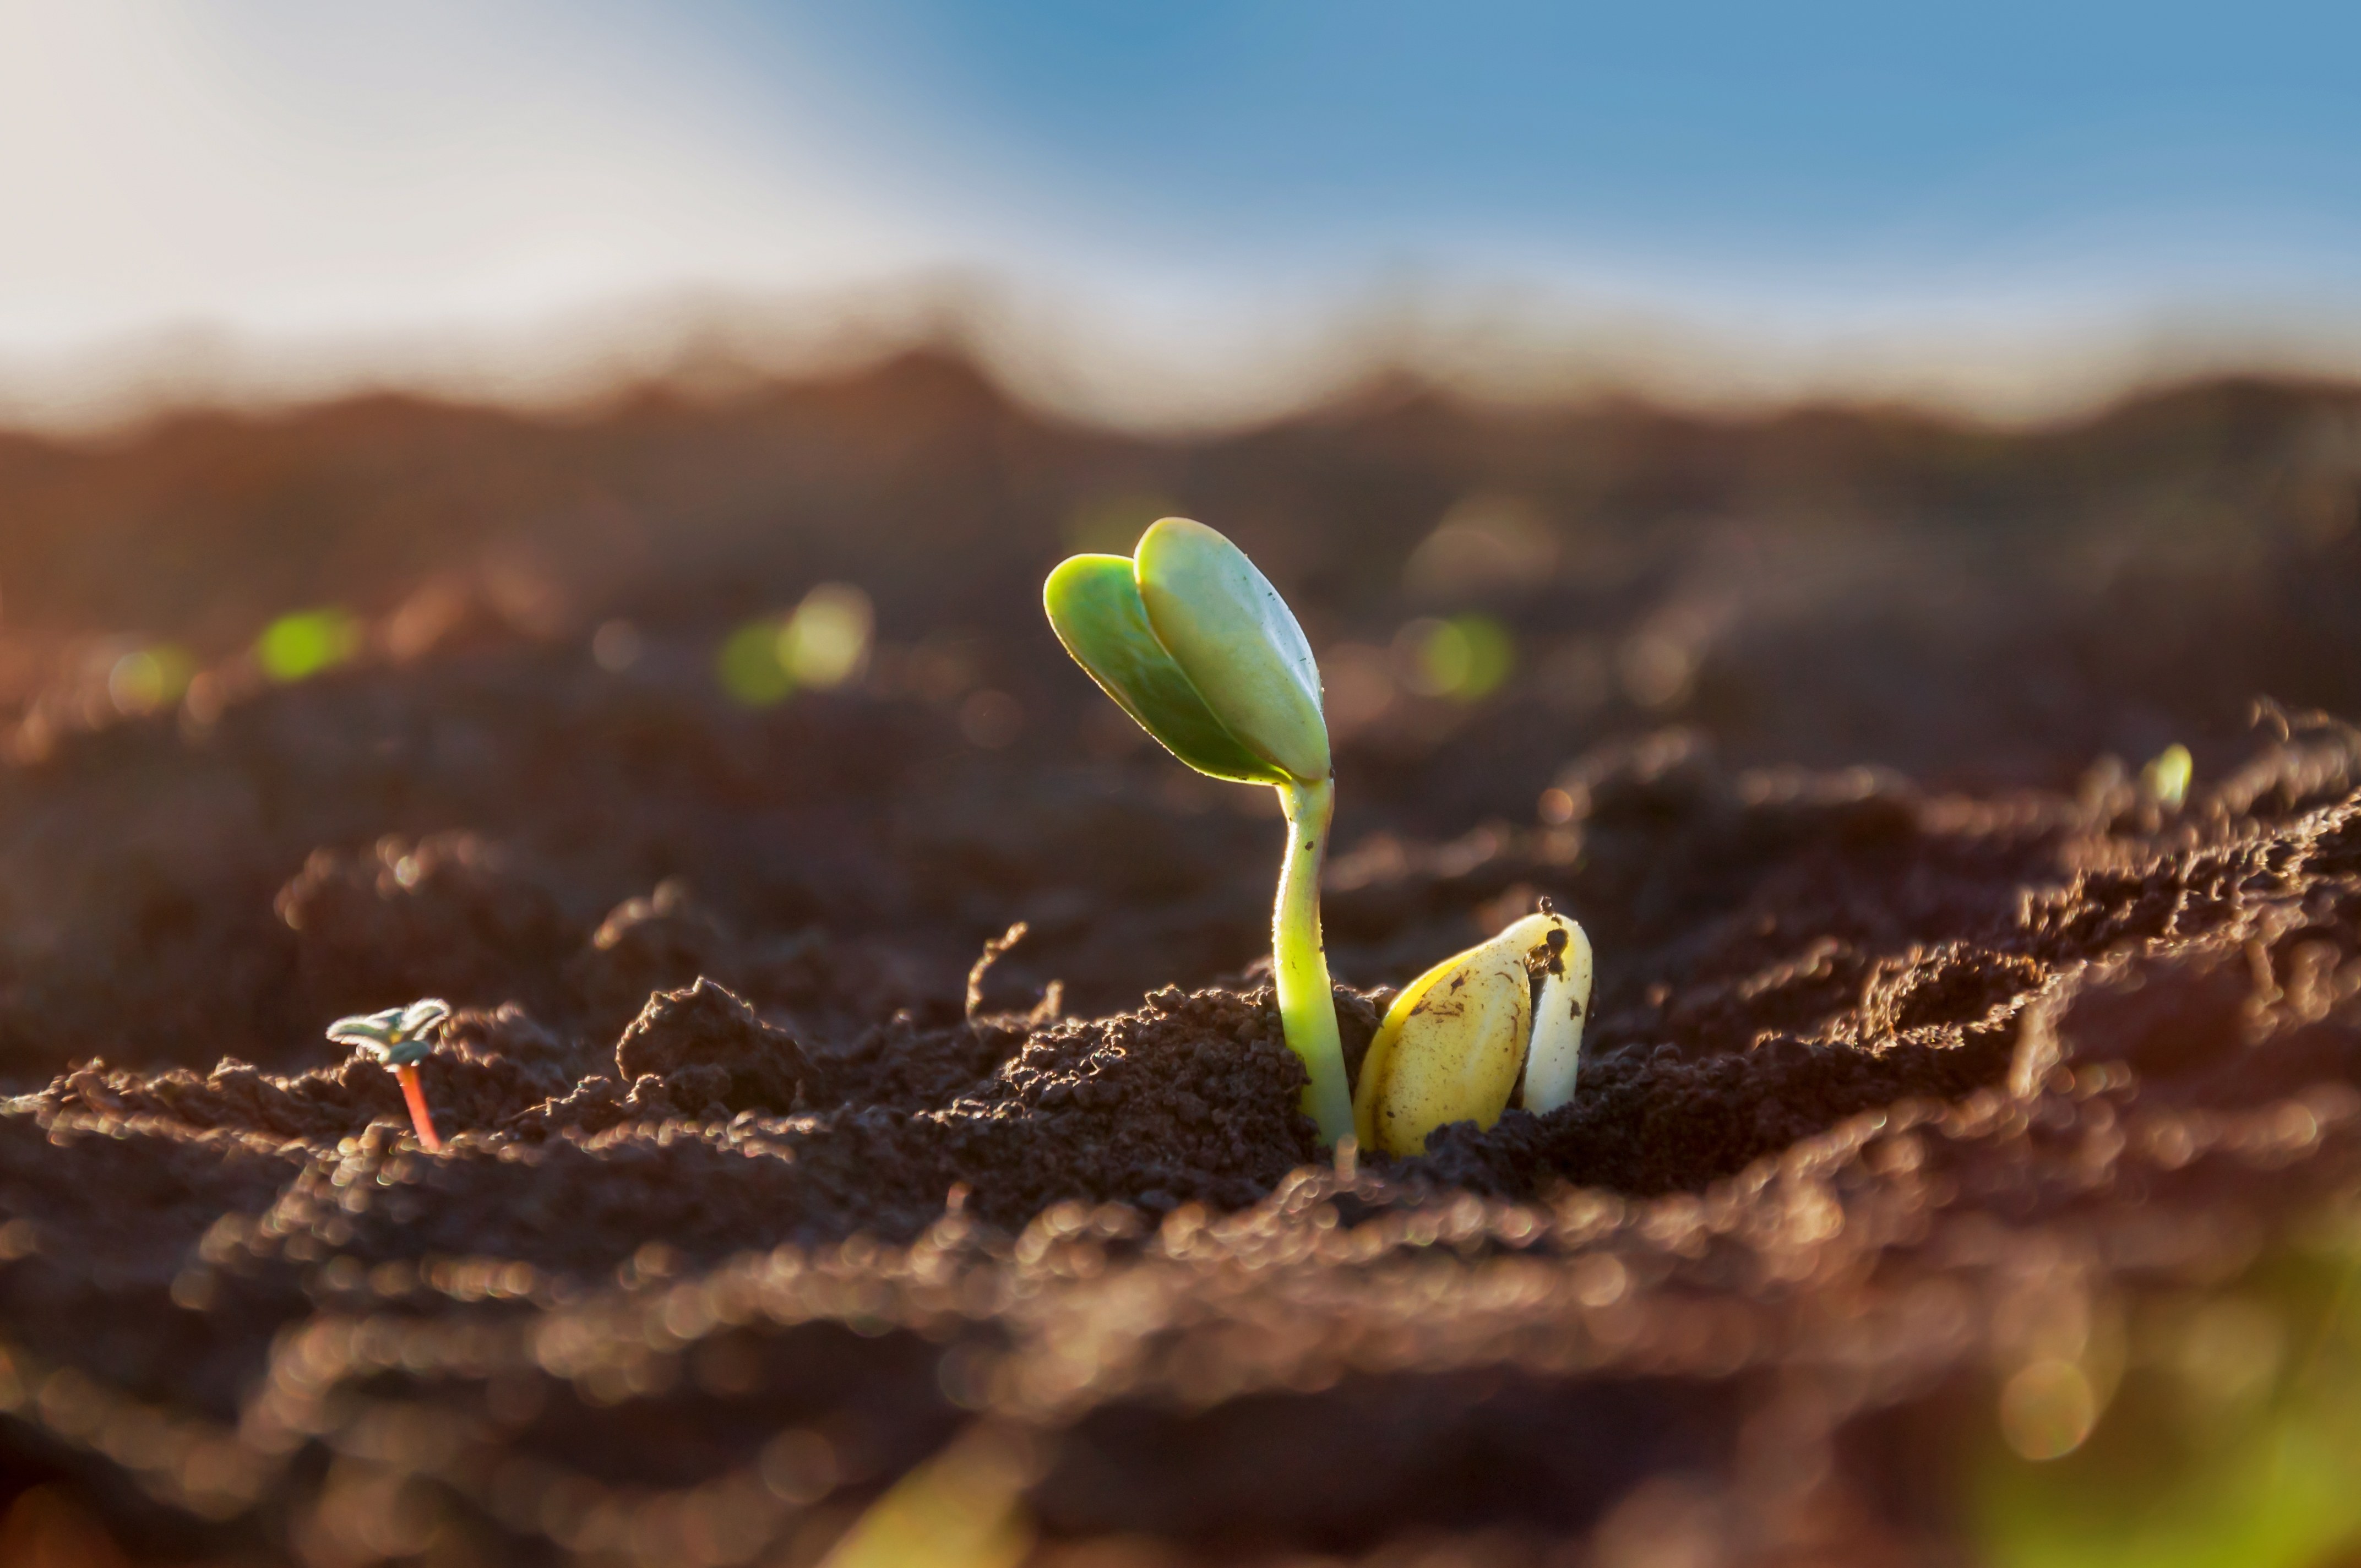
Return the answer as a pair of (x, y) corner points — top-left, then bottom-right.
(2, 358), (2357, 1071)
(1, 360), (2359, 1565)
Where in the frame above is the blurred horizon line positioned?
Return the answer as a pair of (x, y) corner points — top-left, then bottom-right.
(7, 274), (2361, 443)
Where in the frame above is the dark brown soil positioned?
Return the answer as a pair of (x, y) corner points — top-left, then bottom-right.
(0, 360), (2358, 1564)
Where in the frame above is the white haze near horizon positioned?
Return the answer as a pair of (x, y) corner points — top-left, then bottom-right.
(3, 0), (2359, 433)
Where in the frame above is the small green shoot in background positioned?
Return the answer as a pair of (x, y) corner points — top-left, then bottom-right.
(106, 643), (195, 716)
(717, 583), (874, 706)
(1396, 613), (1514, 701)
(718, 620), (796, 705)
(1045, 518), (1353, 1142)
(2141, 742), (2194, 810)
(257, 608), (361, 683)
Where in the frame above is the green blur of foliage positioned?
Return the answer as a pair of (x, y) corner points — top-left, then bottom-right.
(255, 608), (361, 682)
(716, 584), (874, 707)
(1399, 613), (1514, 701)
(718, 619), (797, 706)
(1976, 1226), (2361, 1568)
(106, 643), (194, 714)
(2142, 742), (2195, 810)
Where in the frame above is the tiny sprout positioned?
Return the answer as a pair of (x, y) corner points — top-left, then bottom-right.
(1352, 902), (1594, 1157)
(1045, 518), (1352, 1142)
(107, 643), (196, 717)
(718, 583), (877, 707)
(780, 582), (874, 690)
(327, 998), (453, 1151)
(1395, 614), (1514, 701)
(2141, 743), (2193, 810)
(257, 608), (362, 683)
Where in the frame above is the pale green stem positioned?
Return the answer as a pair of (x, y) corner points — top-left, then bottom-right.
(1274, 776), (1352, 1144)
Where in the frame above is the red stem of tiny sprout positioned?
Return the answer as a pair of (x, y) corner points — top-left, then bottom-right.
(395, 1063), (443, 1152)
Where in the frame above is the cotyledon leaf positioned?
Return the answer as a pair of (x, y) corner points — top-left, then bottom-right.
(1135, 518), (1329, 783)
(1042, 553), (1289, 785)
(325, 998), (451, 1068)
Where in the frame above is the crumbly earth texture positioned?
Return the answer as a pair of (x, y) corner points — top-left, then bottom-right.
(1, 369), (2359, 1564)
(4, 722), (2357, 1566)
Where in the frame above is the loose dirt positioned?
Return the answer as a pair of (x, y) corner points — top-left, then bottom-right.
(0, 363), (2358, 1563)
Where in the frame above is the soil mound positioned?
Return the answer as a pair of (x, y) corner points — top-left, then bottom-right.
(2, 367), (2360, 1561)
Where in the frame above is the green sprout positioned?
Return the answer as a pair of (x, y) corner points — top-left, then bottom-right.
(1351, 902), (1593, 1156)
(2141, 742), (2194, 810)
(1396, 613), (1515, 701)
(257, 608), (362, 683)
(327, 998), (452, 1151)
(717, 582), (876, 706)
(106, 643), (197, 716)
(717, 618), (797, 706)
(1044, 518), (1353, 1143)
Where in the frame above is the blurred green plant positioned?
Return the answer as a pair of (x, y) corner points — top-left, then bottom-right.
(780, 582), (874, 688)
(255, 608), (361, 683)
(717, 583), (875, 706)
(718, 619), (795, 705)
(1396, 613), (1514, 701)
(106, 643), (195, 715)
(1352, 902), (1593, 1155)
(2141, 743), (2195, 810)
(1045, 517), (1353, 1142)
(1976, 1229), (2361, 1568)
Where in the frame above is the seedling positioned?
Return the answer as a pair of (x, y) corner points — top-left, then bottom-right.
(1351, 903), (1594, 1156)
(2140, 742), (2193, 810)
(328, 998), (453, 1151)
(1045, 518), (1353, 1142)
(257, 607), (362, 683)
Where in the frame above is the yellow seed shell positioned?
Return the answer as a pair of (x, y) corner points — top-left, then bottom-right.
(1353, 929), (1532, 1157)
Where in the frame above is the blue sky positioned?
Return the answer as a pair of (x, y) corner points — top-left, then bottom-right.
(3, 0), (2358, 423)
(743, 1), (2361, 297)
